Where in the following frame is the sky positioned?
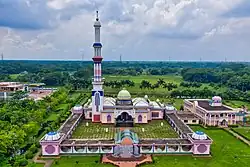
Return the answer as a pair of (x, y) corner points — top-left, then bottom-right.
(0, 0), (250, 61)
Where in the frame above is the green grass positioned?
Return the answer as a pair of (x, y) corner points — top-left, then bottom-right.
(47, 113), (59, 121)
(72, 120), (177, 139)
(134, 120), (178, 139)
(232, 127), (250, 141)
(103, 75), (182, 96)
(34, 163), (45, 167)
(52, 156), (113, 167)
(143, 126), (250, 167)
(9, 74), (20, 79)
(104, 75), (183, 84)
(224, 100), (250, 109)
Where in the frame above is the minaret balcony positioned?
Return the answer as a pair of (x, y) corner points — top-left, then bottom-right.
(92, 56), (103, 62)
(93, 42), (102, 47)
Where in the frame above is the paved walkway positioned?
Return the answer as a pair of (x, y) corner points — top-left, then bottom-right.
(102, 155), (152, 167)
(224, 128), (250, 146)
(33, 150), (54, 167)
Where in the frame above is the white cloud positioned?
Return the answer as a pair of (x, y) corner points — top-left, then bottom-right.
(0, 0), (250, 61)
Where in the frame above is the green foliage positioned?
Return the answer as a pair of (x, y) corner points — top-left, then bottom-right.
(0, 89), (83, 166)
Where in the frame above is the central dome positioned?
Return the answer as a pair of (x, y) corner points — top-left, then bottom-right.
(117, 88), (131, 100)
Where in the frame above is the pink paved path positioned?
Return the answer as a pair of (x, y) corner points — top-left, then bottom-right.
(102, 155), (152, 167)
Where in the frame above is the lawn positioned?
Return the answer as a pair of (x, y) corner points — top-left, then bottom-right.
(71, 120), (178, 139)
(232, 127), (250, 141)
(103, 75), (183, 96)
(143, 126), (250, 167)
(224, 100), (250, 109)
(133, 120), (178, 139)
(71, 121), (117, 139)
(52, 156), (113, 167)
(34, 163), (45, 167)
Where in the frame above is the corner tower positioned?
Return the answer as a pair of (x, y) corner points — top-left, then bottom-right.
(92, 11), (104, 122)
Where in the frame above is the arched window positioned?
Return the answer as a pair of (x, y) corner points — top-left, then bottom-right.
(138, 115), (142, 123)
(107, 115), (111, 122)
(94, 92), (100, 112)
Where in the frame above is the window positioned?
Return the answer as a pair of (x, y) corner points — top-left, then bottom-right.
(89, 112), (92, 118)
(107, 115), (111, 122)
(192, 120), (197, 123)
(94, 92), (100, 112)
(152, 112), (159, 118)
(138, 115), (142, 122)
(220, 113), (223, 117)
(184, 120), (188, 123)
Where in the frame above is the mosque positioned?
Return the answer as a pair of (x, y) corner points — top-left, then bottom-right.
(81, 11), (167, 127)
(83, 89), (166, 126)
(40, 11), (213, 159)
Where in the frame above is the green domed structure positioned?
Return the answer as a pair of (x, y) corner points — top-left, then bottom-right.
(117, 88), (131, 100)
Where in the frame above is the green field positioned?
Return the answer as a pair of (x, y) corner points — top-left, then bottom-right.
(103, 75), (183, 96)
(224, 100), (250, 109)
(71, 120), (177, 139)
(232, 127), (250, 141)
(34, 163), (45, 167)
(52, 156), (113, 167)
(143, 126), (250, 167)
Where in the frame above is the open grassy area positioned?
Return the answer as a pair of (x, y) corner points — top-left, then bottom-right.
(232, 127), (250, 141)
(71, 120), (177, 139)
(143, 126), (250, 167)
(34, 163), (45, 167)
(52, 156), (113, 167)
(103, 75), (183, 96)
(133, 120), (178, 139)
(224, 100), (250, 109)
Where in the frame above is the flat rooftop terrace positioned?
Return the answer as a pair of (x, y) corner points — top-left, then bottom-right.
(71, 120), (178, 140)
(188, 99), (233, 111)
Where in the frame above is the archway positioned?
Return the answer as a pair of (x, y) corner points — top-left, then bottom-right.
(116, 112), (133, 127)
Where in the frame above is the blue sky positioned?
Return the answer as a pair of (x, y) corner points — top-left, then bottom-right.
(0, 0), (250, 61)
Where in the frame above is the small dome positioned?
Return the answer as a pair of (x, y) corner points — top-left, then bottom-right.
(156, 99), (160, 103)
(45, 132), (60, 141)
(73, 105), (83, 110)
(117, 88), (131, 100)
(88, 99), (91, 103)
(212, 96), (222, 102)
(165, 105), (175, 111)
(144, 95), (148, 99)
(192, 131), (207, 140)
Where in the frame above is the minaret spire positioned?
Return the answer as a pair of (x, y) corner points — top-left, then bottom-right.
(91, 11), (104, 122)
(96, 11), (99, 21)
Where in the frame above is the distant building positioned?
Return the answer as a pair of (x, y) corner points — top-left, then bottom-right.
(184, 96), (241, 126)
(0, 82), (27, 99)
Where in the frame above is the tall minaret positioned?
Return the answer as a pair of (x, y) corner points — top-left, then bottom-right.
(91, 11), (104, 122)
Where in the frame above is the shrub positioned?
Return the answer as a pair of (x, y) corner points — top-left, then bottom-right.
(228, 125), (239, 128)
(29, 144), (38, 154)
(18, 159), (28, 166)
(25, 151), (34, 159)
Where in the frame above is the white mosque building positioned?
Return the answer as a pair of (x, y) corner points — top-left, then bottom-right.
(74, 11), (172, 126)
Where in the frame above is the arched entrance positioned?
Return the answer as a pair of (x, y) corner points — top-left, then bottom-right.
(113, 129), (140, 158)
(220, 119), (228, 126)
(116, 112), (134, 127)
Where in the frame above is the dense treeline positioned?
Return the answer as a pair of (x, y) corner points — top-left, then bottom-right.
(181, 64), (250, 91)
(0, 89), (86, 166)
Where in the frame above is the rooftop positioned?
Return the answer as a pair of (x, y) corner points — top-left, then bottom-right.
(197, 100), (232, 111)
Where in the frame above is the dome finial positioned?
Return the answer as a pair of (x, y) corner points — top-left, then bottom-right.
(96, 10), (99, 21)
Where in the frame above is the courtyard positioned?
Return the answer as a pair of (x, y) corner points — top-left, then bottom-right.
(71, 120), (178, 139)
